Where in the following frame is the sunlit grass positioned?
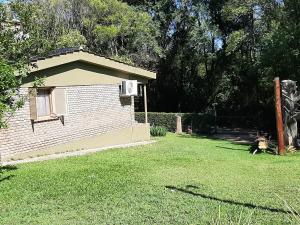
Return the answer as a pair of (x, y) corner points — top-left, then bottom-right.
(0, 133), (299, 224)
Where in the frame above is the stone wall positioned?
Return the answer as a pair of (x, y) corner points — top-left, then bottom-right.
(0, 84), (136, 158)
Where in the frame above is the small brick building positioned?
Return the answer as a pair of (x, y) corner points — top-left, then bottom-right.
(0, 49), (155, 161)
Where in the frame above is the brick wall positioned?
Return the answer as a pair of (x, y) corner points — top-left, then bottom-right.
(0, 84), (136, 158)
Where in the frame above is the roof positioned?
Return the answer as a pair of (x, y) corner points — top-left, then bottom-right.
(29, 48), (156, 80)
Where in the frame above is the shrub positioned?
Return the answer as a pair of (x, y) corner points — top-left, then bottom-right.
(135, 112), (177, 131)
(150, 126), (167, 136)
(135, 112), (214, 134)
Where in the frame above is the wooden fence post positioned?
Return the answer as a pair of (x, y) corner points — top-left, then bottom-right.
(274, 77), (285, 155)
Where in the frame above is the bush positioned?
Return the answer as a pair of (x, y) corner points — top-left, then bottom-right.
(135, 112), (177, 131)
(135, 112), (214, 134)
(150, 126), (167, 136)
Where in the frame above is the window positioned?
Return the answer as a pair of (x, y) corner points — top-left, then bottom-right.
(36, 89), (52, 117)
(29, 87), (67, 121)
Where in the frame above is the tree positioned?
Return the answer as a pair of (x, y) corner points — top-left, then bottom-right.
(128, 0), (299, 131)
(0, 0), (161, 127)
(1, 0), (299, 131)
(21, 0), (162, 69)
(0, 3), (28, 128)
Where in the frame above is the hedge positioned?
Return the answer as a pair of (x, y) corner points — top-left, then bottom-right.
(135, 112), (214, 134)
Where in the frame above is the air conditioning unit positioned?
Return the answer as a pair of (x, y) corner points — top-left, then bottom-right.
(120, 80), (138, 96)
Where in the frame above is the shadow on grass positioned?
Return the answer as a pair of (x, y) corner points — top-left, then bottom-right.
(215, 145), (248, 151)
(176, 133), (233, 141)
(177, 133), (253, 144)
(176, 133), (279, 155)
(177, 133), (252, 150)
(165, 185), (290, 214)
(216, 144), (277, 155)
(0, 165), (17, 183)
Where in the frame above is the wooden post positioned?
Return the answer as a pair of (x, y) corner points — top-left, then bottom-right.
(144, 84), (148, 124)
(274, 77), (285, 155)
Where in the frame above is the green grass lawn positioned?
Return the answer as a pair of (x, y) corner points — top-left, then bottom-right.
(1, 133), (300, 224)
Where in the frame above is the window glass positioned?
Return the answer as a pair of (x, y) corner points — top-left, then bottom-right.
(36, 89), (51, 117)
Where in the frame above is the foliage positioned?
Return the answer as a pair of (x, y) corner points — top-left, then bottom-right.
(56, 30), (87, 49)
(12, 0), (162, 69)
(0, 60), (24, 128)
(260, 0), (300, 81)
(135, 112), (214, 133)
(150, 125), (167, 136)
(136, 112), (177, 131)
(110, 55), (134, 66)
(1, 0), (299, 132)
(127, 0), (299, 133)
(0, 134), (300, 224)
(0, 0), (161, 128)
(0, 3), (30, 128)
(225, 30), (247, 54)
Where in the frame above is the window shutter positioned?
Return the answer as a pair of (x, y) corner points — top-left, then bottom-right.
(53, 88), (67, 115)
(29, 88), (37, 120)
